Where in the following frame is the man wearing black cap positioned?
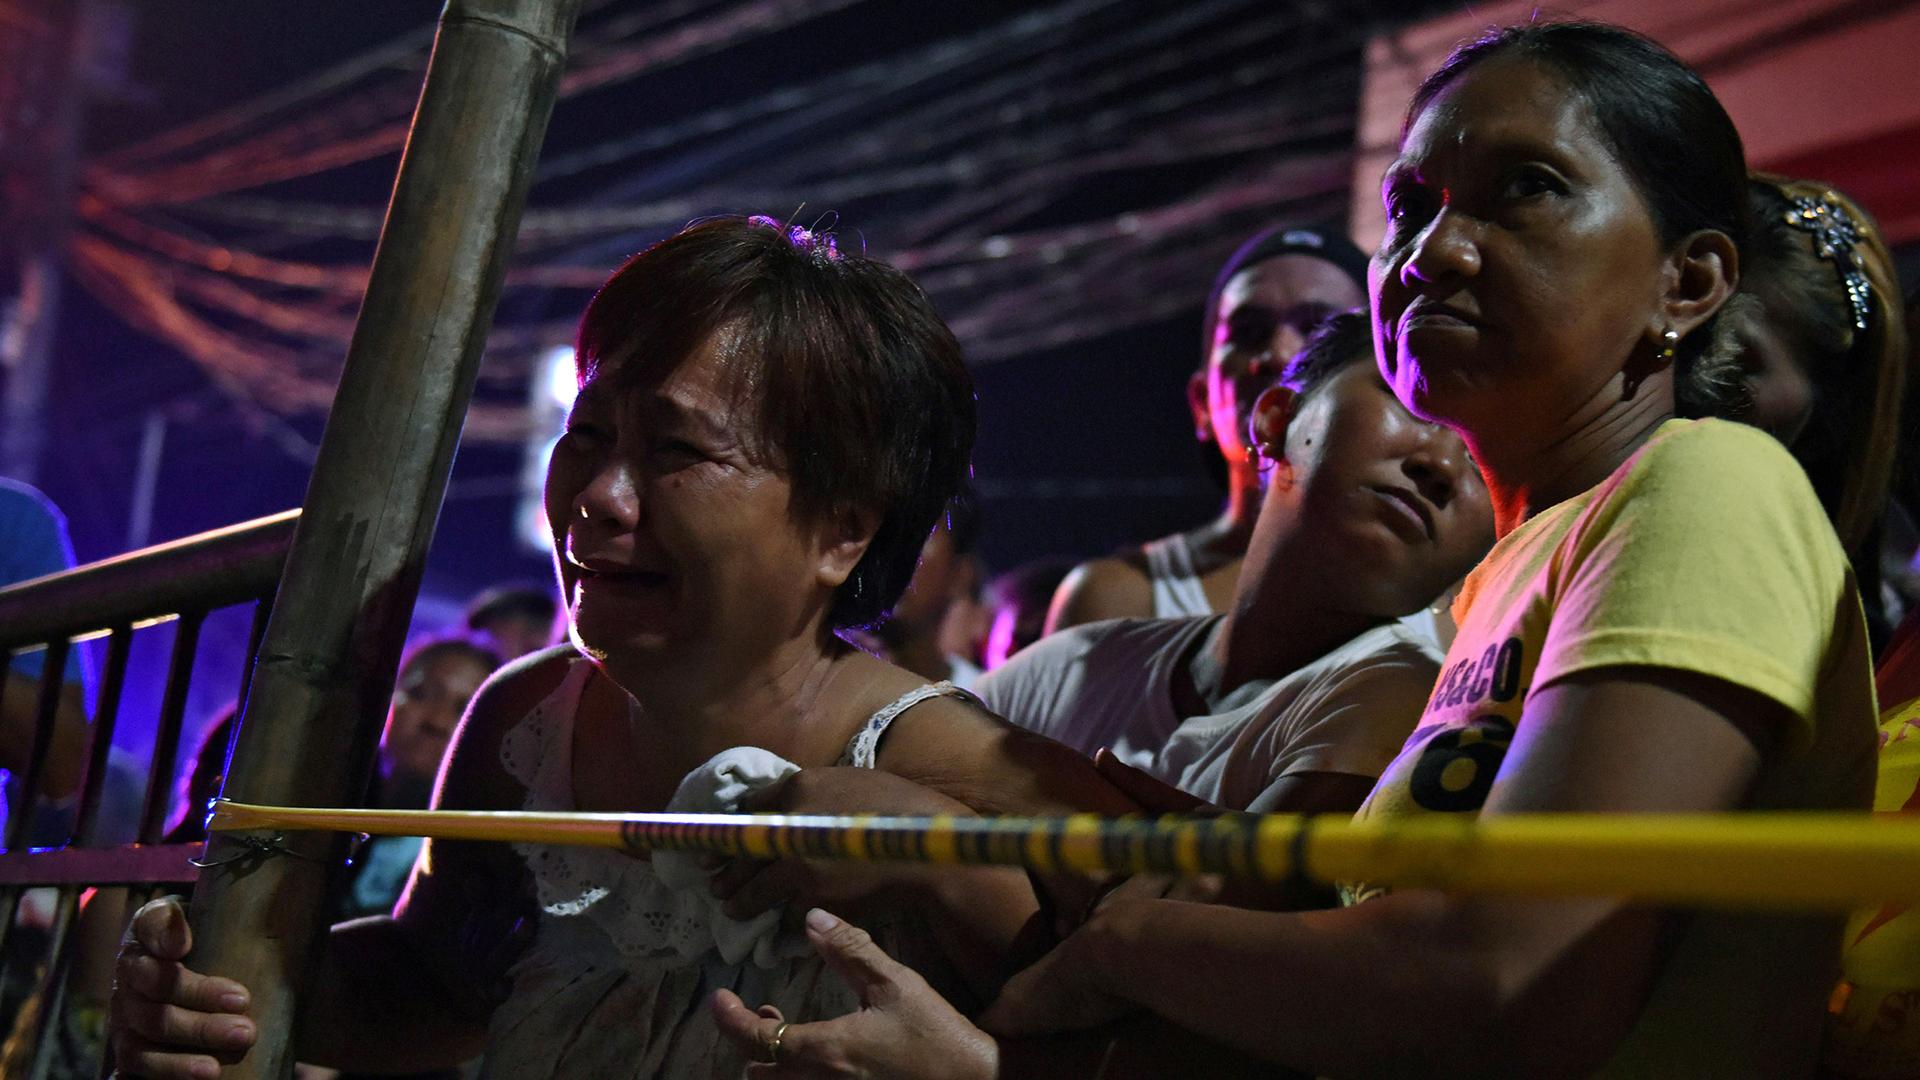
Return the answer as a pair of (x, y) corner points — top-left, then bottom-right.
(1048, 223), (1369, 632)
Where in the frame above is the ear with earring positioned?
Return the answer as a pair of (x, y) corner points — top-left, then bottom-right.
(1623, 325), (1680, 400)
(1243, 426), (1277, 475)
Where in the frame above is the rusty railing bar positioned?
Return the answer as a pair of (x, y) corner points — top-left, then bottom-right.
(24, 883), (78, 1077)
(139, 611), (204, 846)
(6, 637), (71, 853)
(0, 510), (296, 652)
(70, 627), (133, 847)
(0, 640), (69, 1005)
(19, 629), (132, 1077)
(0, 844), (201, 888)
(0, 883), (20, 981)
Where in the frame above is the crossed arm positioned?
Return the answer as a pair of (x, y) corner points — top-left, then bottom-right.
(714, 667), (1782, 1078)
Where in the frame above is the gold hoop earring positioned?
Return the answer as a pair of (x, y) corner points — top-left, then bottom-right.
(1658, 327), (1680, 365)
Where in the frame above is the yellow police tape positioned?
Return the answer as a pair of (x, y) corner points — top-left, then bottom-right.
(205, 801), (1920, 911)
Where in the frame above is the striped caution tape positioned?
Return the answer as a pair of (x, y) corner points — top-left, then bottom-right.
(206, 801), (1920, 911)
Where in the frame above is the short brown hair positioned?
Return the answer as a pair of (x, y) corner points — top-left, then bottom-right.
(574, 217), (977, 629)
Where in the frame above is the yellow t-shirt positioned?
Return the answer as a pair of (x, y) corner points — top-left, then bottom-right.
(1346, 418), (1878, 1077)
(1824, 692), (1920, 1078)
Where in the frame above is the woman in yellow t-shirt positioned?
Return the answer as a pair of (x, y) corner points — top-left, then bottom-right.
(710, 22), (1879, 1078)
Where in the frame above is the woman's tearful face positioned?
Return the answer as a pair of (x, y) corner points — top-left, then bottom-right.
(545, 333), (832, 676)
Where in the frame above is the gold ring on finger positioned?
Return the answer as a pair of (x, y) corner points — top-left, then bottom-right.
(765, 1019), (791, 1064)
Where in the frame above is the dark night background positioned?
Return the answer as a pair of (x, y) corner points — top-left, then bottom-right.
(11, 0), (1917, 763)
(13, 1), (1455, 761)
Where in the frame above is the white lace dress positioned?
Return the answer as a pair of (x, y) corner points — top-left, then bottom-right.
(484, 659), (976, 1079)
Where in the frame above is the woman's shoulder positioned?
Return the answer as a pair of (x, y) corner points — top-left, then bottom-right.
(1588, 418), (1832, 544)
(441, 644), (583, 810)
(865, 673), (1132, 814)
(1629, 418), (1810, 494)
(477, 644), (581, 718)
(1047, 552), (1155, 632)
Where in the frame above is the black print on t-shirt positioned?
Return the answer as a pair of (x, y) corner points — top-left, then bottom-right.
(1428, 637), (1526, 711)
(1408, 714), (1516, 812)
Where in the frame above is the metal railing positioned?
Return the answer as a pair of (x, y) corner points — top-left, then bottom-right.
(0, 3), (580, 1076)
(0, 510), (296, 1077)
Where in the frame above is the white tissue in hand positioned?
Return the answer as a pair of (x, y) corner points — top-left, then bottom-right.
(651, 746), (808, 968)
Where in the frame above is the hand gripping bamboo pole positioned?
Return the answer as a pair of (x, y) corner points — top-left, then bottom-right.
(181, 4), (583, 1077)
(209, 802), (1920, 912)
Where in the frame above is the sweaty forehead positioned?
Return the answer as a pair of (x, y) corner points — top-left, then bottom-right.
(584, 327), (757, 412)
(1397, 57), (1609, 174)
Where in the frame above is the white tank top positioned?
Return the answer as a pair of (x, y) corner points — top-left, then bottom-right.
(1142, 533), (1213, 618)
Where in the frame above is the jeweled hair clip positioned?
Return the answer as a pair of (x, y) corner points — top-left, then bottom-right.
(747, 213), (842, 262)
(1781, 191), (1873, 334)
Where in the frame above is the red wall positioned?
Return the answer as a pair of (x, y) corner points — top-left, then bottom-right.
(1350, 0), (1920, 249)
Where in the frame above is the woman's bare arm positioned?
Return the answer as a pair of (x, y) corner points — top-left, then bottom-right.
(290, 653), (558, 1068)
(1044, 557), (1152, 635)
(878, 698), (1139, 817)
(987, 666), (1778, 1078)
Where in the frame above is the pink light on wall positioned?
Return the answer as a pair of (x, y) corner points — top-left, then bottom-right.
(1350, 0), (1920, 251)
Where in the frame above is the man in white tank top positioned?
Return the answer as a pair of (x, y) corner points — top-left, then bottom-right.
(985, 314), (1492, 815)
(1048, 224), (1371, 630)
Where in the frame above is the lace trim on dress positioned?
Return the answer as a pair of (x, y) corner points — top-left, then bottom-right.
(497, 660), (617, 918)
(497, 662), (980, 964)
(838, 680), (980, 767)
(498, 661), (717, 957)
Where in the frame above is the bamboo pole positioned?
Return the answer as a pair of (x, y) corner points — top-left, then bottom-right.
(182, 3), (582, 1077)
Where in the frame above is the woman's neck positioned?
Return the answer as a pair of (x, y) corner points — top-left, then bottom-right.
(1474, 392), (1673, 537)
(619, 630), (861, 778)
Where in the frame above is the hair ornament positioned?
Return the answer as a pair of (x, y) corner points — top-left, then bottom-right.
(747, 212), (842, 262)
(1781, 191), (1873, 333)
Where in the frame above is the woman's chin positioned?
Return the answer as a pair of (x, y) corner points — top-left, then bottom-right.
(1391, 357), (1486, 429)
(570, 619), (676, 671)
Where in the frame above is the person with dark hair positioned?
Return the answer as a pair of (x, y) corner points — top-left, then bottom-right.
(1726, 175), (1910, 648)
(160, 637), (500, 909)
(343, 636), (502, 921)
(714, 23), (1875, 1077)
(1046, 224), (1368, 633)
(107, 216), (1134, 1080)
(161, 706), (237, 848)
(0, 479), (93, 819)
(853, 489), (987, 688)
(981, 312), (1491, 816)
(462, 584), (560, 660)
(123, 640), (500, 1080)
(979, 558), (1076, 671)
